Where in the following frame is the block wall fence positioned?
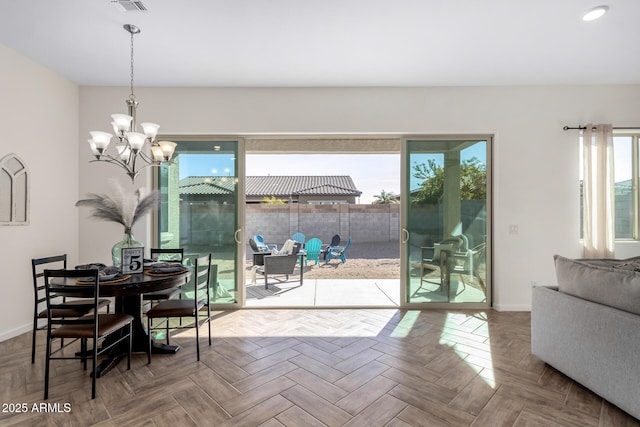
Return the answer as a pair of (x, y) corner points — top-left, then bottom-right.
(245, 204), (401, 245)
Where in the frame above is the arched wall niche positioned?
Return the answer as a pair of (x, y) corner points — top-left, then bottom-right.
(0, 153), (29, 225)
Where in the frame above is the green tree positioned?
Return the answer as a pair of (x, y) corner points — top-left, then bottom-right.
(372, 190), (399, 205)
(411, 157), (486, 205)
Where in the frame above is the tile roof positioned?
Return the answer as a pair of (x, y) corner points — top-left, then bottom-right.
(180, 176), (236, 195)
(246, 176), (361, 197)
(180, 176), (361, 197)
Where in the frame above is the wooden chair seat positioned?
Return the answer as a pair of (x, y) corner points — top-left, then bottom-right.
(142, 287), (181, 301)
(51, 314), (133, 339)
(146, 299), (206, 318)
(38, 299), (110, 318)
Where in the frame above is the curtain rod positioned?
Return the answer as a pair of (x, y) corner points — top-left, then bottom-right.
(563, 125), (640, 131)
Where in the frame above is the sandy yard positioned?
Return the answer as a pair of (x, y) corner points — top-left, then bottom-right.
(246, 241), (403, 280)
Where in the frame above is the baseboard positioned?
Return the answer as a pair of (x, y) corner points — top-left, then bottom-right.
(493, 304), (531, 312)
(0, 323), (31, 343)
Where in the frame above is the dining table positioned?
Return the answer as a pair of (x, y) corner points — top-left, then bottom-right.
(60, 267), (191, 377)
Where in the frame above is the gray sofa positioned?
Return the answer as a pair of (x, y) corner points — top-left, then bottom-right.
(532, 255), (640, 420)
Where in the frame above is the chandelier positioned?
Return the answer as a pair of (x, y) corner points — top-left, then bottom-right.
(87, 24), (176, 182)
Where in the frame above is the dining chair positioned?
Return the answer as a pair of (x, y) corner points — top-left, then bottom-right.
(146, 254), (214, 362)
(31, 255), (111, 364)
(143, 248), (185, 304)
(419, 235), (466, 299)
(43, 268), (133, 400)
(449, 242), (487, 296)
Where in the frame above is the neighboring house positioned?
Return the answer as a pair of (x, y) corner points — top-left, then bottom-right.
(246, 175), (362, 204)
(180, 175), (362, 204)
(179, 176), (236, 205)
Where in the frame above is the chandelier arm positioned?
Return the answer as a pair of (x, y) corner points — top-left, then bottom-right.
(135, 150), (157, 164)
(89, 156), (136, 174)
(89, 155), (158, 182)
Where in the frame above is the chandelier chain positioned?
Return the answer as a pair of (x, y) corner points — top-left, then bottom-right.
(129, 29), (135, 102)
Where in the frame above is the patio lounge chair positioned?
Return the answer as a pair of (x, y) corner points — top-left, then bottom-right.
(261, 241), (302, 289)
(325, 237), (351, 264)
(322, 234), (341, 260)
(254, 234), (277, 252)
(303, 237), (323, 266)
(249, 237), (270, 266)
(292, 232), (306, 247)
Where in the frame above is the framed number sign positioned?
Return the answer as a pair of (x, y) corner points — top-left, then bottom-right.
(121, 247), (144, 274)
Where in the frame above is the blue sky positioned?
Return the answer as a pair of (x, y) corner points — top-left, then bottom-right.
(247, 154), (401, 204)
(177, 141), (487, 203)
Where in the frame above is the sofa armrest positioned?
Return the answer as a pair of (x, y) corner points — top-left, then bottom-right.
(531, 286), (640, 419)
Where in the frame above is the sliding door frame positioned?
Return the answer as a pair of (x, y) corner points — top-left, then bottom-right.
(152, 135), (246, 308)
(400, 135), (493, 309)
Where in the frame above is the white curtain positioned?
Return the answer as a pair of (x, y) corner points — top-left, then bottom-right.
(582, 123), (615, 258)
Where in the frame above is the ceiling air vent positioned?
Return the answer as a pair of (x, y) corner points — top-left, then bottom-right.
(111, 0), (148, 12)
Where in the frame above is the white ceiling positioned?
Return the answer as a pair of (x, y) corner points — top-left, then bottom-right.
(0, 0), (638, 87)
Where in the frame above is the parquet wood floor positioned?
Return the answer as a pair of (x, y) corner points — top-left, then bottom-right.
(1, 309), (638, 426)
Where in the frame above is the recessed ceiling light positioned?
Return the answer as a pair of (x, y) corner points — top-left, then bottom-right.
(583, 5), (609, 21)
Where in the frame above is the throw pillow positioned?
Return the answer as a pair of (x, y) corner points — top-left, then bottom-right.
(554, 255), (640, 316)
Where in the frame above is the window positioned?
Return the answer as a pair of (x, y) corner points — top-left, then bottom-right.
(580, 132), (639, 239)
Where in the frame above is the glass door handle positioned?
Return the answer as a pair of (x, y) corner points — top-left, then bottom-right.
(234, 229), (242, 244)
(401, 228), (409, 244)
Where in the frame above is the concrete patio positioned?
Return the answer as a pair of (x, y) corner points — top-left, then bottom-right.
(246, 278), (400, 307)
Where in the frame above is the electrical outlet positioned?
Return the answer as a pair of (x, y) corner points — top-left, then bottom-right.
(509, 224), (519, 234)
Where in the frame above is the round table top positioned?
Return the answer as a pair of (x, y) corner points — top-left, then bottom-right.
(59, 269), (191, 297)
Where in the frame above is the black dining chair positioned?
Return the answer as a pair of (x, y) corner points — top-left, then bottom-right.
(142, 248), (185, 304)
(43, 268), (133, 400)
(31, 255), (111, 364)
(146, 254), (214, 362)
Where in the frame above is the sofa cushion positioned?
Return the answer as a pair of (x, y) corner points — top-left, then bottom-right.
(554, 255), (640, 315)
(578, 256), (640, 271)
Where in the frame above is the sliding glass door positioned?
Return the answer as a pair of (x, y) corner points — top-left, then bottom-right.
(156, 139), (243, 306)
(402, 137), (491, 307)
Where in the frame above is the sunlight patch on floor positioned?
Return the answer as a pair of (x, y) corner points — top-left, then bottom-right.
(389, 310), (420, 337)
(439, 312), (496, 388)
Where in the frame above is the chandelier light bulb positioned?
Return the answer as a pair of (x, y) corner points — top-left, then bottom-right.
(140, 122), (160, 139)
(88, 139), (101, 156)
(583, 5), (609, 21)
(111, 114), (133, 132)
(125, 132), (146, 152)
(116, 143), (131, 162)
(158, 141), (177, 160)
(151, 145), (164, 162)
(89, 131), (112, 151)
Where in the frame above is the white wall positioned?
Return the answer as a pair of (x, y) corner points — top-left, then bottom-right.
(79, 85), (640, 311)
(1, 45), (639, 342)
(0, 44), (79, 341)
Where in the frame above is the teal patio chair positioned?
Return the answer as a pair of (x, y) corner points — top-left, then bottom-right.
(292, 232), (306, 246)
(303, 238), (323, 266)
(325, 237), (351, 264)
